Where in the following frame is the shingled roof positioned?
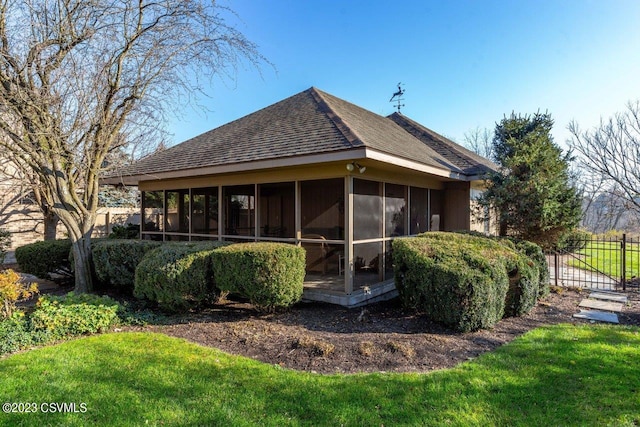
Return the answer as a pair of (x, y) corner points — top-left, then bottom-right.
(387, 112), (498, 176)
(111, 87), (496, 183)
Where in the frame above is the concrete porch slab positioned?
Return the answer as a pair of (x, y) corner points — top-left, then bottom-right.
(579, 298), (624, 312)
(302, 280), (398, 307)
(588, 292), (628, 303)
(573, 310), (619, 324)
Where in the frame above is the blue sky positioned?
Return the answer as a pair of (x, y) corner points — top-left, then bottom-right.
(166, 0), (640, 151)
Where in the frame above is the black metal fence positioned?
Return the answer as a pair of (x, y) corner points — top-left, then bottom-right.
(546, 234), (640, 291)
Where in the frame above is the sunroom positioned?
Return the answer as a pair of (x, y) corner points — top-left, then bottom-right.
(107, 87), (497, 306)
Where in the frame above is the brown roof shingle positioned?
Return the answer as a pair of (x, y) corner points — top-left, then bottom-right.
(113, 87), (495, 181)
(388, 112), (498, 176)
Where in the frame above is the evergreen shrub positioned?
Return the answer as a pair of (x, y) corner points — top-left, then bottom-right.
(213, 242), (305, 311)
(92, 239), (162, 293)
(393, 232), (543, 331)
(133, 241), (230, 312)
(15, 239), (72, 280)
(108, 223), (140, 239)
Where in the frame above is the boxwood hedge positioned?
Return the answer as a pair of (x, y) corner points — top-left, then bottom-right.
(133, 241), (230, 312)
(91, 239), (162, 293)
(15, 239), (72, 280)
(393, 232), (543, 332)
(212, 242), (305, 311)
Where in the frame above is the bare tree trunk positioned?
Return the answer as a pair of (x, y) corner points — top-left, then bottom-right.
(57, 209), (95, 293)
(70, 236), (93, 293)
(43, 211), (59, 241)
(499, 217), (508, 236)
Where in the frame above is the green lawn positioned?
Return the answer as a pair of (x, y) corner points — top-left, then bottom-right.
(569, 241), (640, 279)
(1, 325), (639, 426)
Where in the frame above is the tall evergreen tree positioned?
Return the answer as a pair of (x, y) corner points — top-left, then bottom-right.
(478, 112), (582, 248)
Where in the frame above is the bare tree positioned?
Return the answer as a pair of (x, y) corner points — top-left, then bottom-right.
(569, 101), (640, 230)
(463, 126), (494, 160)
(0, 0), (267, 292)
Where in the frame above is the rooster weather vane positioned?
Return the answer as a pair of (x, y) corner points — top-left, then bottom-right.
(389, 83), (405, 113)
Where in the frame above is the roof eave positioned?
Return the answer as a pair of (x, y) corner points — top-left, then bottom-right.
(102, 146), (480, 186)
(101, 148), (369, 185)
(364, 148), (468, 180)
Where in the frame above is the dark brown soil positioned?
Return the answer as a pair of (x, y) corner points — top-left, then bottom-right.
(126, 287), (640, 374)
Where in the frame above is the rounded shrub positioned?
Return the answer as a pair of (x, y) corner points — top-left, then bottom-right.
(134, 241), (230, 312)
(212, 242), (305, 311)
(512, 239), (550, 298)
(15, 239), (72, 280)
(502, 251), (539, 317)
(394, 235), (509, 332)
(91, 239), (162, 293)
(394, 232), (546, 331)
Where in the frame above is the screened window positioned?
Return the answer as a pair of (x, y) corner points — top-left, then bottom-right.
(410, 186), (429, 234)
(259, 182), (295, 238)
(300, 178), (344, 240)
(430, 189), (444, 231)
(301, 242), (343, 277)
(142, 191), (163, 232)
(354, 242), (382, 286)
(191, 187), (218, 235)
(165, 189), (189, 233)
(385, 183), (406, 237)
(353, 179), (382, 241)
(384, 241), (395, 281)
(223, 185), (255, 236)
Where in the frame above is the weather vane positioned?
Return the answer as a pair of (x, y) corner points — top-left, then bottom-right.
(389, 82), (405, 113)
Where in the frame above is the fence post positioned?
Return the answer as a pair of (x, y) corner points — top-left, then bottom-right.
(621, 233), (627, 291)
(554, 252), (559, 287)
(106, 211), (111, 237)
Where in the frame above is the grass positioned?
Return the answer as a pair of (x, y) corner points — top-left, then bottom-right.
(1, 325), (639, 426)
(568, 240), (640, 279)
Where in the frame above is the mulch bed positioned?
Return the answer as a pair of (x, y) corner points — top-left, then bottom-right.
(124, 287), (640, 374)
(10, 257), (638, 374)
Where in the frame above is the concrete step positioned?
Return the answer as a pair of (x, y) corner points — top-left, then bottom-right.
(589, 292), (628, 303)
(579, 298), (624, 312)
(573, 310), (619, 324)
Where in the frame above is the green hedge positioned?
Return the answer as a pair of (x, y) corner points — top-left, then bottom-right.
(92, 239), (162, 293)
(15, 239), (72, 280)
(511, 239), (550, 298)
(108, 223), (140, 239)
(133, 241), (230, 312)
(212, 242), (305, 311)
(393, 232), (543, 331)
(502, 250), (539, 317)
(393, 235), (507, 332)
(456, 231), (550, 310)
